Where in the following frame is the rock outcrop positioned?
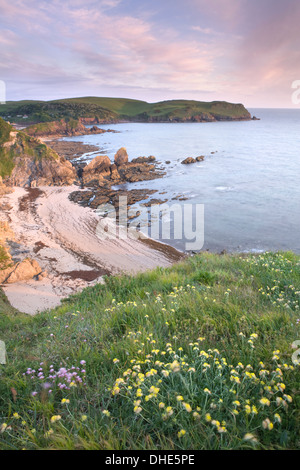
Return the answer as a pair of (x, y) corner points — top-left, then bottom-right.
(0, 258), (43, 284)
(8, 154), (76, 187)
(0, 118), (77, 187)
(181, 157), (196, 165)
(114, 147), (129, 166)
(181, 156), (205, 164)
(82, 155), (112, 186)
(24, 119), (106, 138)
(80, 148), (164, 188)
(0, 221), (44, 285)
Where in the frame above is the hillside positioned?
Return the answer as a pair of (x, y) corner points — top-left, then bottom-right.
(0, 97), (252, 124)
(0, 251), (299, 450)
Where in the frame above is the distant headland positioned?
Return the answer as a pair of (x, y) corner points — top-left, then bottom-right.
(0, 96), (255, 125)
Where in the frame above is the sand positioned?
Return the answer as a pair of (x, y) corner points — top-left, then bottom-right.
(0, 186), (183, 315)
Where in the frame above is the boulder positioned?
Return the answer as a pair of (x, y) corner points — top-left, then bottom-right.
(84, 155), (111, 174)
(82, 155), (112, 186)
(181, 157), (196, 165)
(110, 163), (120, 181)
(0, 258), (43, 284)
(196, 156), (205, 162)
(114, 147), (128, 166)
(131, 156), (156, 164)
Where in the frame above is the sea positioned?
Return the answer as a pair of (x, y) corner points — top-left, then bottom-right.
(62, 109), (300, 254)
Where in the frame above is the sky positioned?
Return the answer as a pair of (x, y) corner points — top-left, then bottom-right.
(0, 0), (300, 107)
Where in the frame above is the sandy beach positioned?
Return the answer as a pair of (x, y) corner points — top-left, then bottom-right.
(0, 186), (183, 315)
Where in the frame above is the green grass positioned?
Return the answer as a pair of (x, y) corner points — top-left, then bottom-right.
(0, 251), (299, 450)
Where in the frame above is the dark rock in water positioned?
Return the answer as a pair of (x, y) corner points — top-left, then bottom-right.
(181, 157), (196, 165)
(196, 156), (205, 162)
(131, 156), (156, 164)
(166, 161), (171, 164)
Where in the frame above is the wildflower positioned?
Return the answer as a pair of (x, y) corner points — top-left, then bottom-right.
(218, 426), (227, 434)
(277, 383), (286, 392)
(102, 410), (110, 417)
(259, 397), (271, 407)
(0, 423), (7, 433)
(274, 413), (282, 423)
(283, 394), (293, 403)
(50, 415), (62, 423)
(13, 413), (20, 419)
(61, 398), (70, 404)
(159, 402), (165, 409)
(166, 406), (173, 416)
(182, 402), (192, 413)
(176, 395), (184, 402)
(233, 400), (241, 407)
(244, 433), (258, 443)
(134, 406), (142, 414)
(113, 358), (120, 364)
(81, 415), (87, 421)
(44, 429), (54, 438)
(205, 413), (212, 422)
(262, 419), (274, 430)
(178, 429), (186, 438)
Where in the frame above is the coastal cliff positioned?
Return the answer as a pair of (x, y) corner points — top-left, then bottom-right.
(0, 117), (76, 187)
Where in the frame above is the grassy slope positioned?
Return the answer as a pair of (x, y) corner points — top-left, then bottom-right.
(0, 97), (251, 123)
(0, 251), (299, 450)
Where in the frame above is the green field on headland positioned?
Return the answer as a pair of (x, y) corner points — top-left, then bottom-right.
(0, 251), (299, 450)
(0, 97), (252, 124)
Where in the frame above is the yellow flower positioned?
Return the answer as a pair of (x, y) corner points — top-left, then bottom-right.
(50, 415), (62, 423)
(176, 395), (184, 402)
(61, 398), (70, 404)
(259, 397), (270, 407)
(102, 410), (110, 417)
(262, 419), (273, 430)
(0, 423), (7, 433)
(81, 415), (87, 421)
(177, 429), (186, 438)
(159, 402), (165, 409)
(134, 406), (142, 414)
(274, 413), (282, 423)
(13, 413), (20, 419)
(182, 402), (192, 413)
(205, 413), (212, 422)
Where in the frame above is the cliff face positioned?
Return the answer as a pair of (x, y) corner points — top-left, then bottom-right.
(0, 117), (76, 187)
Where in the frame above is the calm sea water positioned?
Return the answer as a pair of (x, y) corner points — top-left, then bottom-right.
(63, 109), (300, 254)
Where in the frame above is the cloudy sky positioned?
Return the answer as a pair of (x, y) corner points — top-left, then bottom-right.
(0, 0), (299, 107)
